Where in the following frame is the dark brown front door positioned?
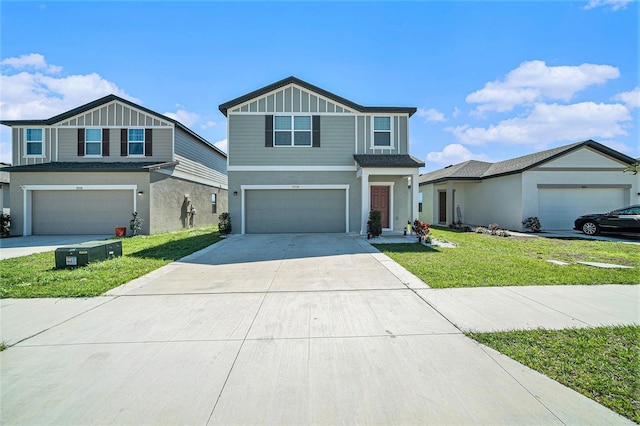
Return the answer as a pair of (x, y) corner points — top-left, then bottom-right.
(371, 186), (390, 228)
(438, 191), (447, 223)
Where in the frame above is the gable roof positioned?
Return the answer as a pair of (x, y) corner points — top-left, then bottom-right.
(419, 140), (636, 185)
(218, 76), (417, 117)
(1, 95), (227, 158)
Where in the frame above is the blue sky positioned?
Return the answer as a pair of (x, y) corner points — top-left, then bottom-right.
(1, 0), (638, 170)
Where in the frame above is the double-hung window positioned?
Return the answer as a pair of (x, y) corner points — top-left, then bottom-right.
(274, 116), (312, 147)
(373, 116), (392, 147)
(128, 128), (144, 155)
(25, 128), (44, 156)
(85, 129), (102, 156)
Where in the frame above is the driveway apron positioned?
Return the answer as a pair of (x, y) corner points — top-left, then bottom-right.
(0, 234), (631, 425)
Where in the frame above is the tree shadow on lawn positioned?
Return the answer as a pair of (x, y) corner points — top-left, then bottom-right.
(372, 242), (441, 254)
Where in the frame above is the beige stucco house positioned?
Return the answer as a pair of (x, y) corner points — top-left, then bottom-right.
(1, 95), (228, 236)
(418, 140), (639, 231)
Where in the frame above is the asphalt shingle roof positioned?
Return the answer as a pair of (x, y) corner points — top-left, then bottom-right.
(419, 140), (636, 185)
(354, 154), (425, 168)
(3, 161), (178, 173)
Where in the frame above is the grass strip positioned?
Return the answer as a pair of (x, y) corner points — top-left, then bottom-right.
(467, 326), (640, 423)
(0, 226), (221, 298)
(374, 229), (640, 287)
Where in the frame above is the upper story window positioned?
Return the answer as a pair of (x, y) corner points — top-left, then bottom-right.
(373, 116), (392, 148)
(274, 115), (312, 147)
(85, 129), (102, 156)
(128, 129), (145, 156)
(25, 128), (44, 156)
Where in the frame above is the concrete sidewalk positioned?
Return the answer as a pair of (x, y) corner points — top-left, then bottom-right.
(0, 234), (635, 425)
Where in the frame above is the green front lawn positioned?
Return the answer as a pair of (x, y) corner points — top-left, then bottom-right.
(0, 226), (222, 298)
(468, 326), (640, 423)
(374, 229), (640, 287)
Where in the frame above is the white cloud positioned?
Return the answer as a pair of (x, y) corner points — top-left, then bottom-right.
(417, 107), (446, 122)
(583, 0), (633, 11)
(426, 144), (491, 167)
(452, 107), (461, 118)
(612, 87), (640, 109)
(449, 102), (632, 146)
(213, 138), (227, 153)
(0, 55), (138, 120)
(163, 108), (200, 127)
(0, 53), (62, 73)
(200, 120), (217, 130)
(466, 60), (620, 113)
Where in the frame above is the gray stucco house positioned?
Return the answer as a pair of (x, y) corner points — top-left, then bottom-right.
(418, 140), (639, 231)
(219, 76), (424, 234)
(1, 95), (228, 235)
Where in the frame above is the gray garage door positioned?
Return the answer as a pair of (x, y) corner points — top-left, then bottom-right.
(245, 189), (346, 233)
(32, 190), (134, 235)
(538, 187), (626, 230)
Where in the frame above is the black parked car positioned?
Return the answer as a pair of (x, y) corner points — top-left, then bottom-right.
(574, 205), (640, 235)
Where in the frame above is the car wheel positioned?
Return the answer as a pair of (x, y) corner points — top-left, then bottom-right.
(582, 221), (600, 235)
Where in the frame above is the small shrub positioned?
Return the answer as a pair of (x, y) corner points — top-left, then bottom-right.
(412, 219), (432, 241)
(218, 212), (232, 235)
(488, 223), (499, 235)
(475, 224), (510, 238)
(367, 210), (382, 238)
(1, 213), (9, 237)
(522, 217), (541, 233)
(129, 212), (143, 236)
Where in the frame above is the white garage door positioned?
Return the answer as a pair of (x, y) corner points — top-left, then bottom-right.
(538, 187), (626, 230)
(32, 190), (134, 235)
(245, 189), (346, 233)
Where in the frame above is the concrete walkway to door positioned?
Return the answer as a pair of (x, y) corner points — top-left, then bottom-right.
(0, 234), (634, 425)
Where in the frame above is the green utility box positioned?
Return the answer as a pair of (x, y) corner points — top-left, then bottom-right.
(55, 240), (122, 269)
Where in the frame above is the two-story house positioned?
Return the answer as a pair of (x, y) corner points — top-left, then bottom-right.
(1, 95), (227, 236)
(219, 77), (424, 234)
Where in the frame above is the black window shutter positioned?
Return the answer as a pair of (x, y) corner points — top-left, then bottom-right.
(102, 129), (110, 156)
(77, 128), (85, 156)
(145, 129), (153, 157)
(312, 116), (320, 148)
(121, 129), (128, 156)
(265, 115), (273, 147)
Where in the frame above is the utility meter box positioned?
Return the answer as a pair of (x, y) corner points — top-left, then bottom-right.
(55, 240), (122, 269)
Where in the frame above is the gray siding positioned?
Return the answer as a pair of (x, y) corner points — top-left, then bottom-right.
(57, 128), (173, 162)
(355, 115), (407, 155)
(12, 127), (55, 166)
(228, 115), (355, 167)
(174, 128), (227, 186)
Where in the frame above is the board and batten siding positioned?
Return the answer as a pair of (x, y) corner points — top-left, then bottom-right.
(55, 128), (172, 162)
(174, 128), (227, 186)
(355, 115), (408, 155)
(12, 127), (56, 166)
(228, 115), (355, 167)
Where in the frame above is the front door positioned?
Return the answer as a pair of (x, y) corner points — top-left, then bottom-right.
(438, 191), (447, 223)
(371, 186), (390, 228)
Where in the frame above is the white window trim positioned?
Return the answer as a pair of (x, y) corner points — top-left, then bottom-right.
(24, 128), (46, 158)
(128, 128), (145, 157)
(370, 116), (394, 150)
(273, 115), (313, 148)
(85, 128), (103, 158)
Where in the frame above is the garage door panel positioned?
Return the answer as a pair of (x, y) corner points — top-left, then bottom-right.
(33, 190), (133, 235)
(538, 188), (625, 230)
(246, 189), (345, 233)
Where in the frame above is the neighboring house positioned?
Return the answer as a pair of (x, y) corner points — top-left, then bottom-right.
(418, 140), (640, 231)
(218, 76), (424, 234)
(1, 95), (227, 236)
(0, 162), (9, 215)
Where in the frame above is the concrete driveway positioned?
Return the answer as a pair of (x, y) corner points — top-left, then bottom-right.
(0, 234), (632, 425)
(0, 234), (112, 260)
